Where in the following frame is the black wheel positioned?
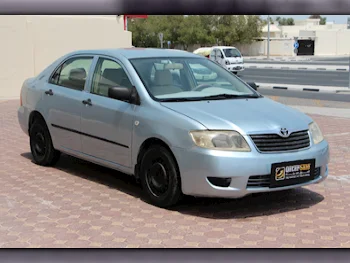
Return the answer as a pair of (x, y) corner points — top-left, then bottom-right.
(29, 119), (61, 166)
(233, 72), (238, 75)
(139, 145), (182, 208)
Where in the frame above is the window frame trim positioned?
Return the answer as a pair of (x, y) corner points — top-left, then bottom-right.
(47, 54), (96, 92)
(86, 55), (135, 97)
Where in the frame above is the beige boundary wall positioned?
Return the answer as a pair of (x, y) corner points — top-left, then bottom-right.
(0, 15), (132, 99)
(182, 39), (295, 57)
(315, 30), (350, 56)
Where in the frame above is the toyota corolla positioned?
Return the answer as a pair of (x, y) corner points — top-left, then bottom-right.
(18, 48), (329, 208)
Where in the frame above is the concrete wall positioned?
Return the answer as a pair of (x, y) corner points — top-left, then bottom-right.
(267, 39), (295, 56)
(336, 31), (350, 55)
(235, 39), (294, 56)
(0, 15), (132, 98)
(234, 41), (265, 56)
(181, 39), (295, 57)
(314, 30), (350, 56)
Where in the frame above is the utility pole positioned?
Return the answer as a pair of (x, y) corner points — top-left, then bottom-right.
(159, 33), (164, 48)
(267, 15), (270, 60)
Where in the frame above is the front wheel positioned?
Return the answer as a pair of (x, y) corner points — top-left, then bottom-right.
(29, 119), (61, 166)
(139, 145), (182, 208)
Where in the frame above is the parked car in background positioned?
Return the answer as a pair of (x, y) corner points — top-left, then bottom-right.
(18, 48), (329, 208)
(209, 46), (245, 74)
(194, 46), (245, 75)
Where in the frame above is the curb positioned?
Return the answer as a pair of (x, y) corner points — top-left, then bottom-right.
(245, 65), (348, 72)
(245, 58), (312, 62)
(256, 84), (350, 94)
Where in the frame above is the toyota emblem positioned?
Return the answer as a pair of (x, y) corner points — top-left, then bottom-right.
(280, 128), (289, 138)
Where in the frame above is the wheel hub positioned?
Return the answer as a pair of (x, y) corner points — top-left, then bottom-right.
(147, 162), (169, 197)
(34, 132), (46, 156)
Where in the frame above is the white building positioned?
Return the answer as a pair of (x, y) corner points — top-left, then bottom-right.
(254, 18), (350, 56)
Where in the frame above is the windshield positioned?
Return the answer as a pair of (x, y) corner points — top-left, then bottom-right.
(129, 57), (258, 101)
(222, 48), (241, 58)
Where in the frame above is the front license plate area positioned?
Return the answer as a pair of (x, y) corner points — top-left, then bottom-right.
(270, 159), (316, 188)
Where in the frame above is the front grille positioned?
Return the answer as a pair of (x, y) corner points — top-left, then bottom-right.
(250, 130), (310, 153)
(246, 167), (321, 188)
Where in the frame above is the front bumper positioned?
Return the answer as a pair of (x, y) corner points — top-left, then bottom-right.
(171, 140), (329, 198)
(226, 64), (245, 72)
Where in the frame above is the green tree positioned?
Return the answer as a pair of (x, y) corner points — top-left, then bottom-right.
(128, 16), (160, 47)
(309, 15), (321, 19)
(262, 16), (274, 26)
(128, 15), (263, 48)
(309, 15), (327, 25)
(177, 16), (209, 49)
(213, 15), (263, 45)
(276, 17), (295, 25)
(320, 17), (327, 25)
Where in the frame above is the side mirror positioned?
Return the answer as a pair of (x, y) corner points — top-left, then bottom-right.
(108, 86), (141, 105)
(247, 82), (258, 91)
(221, 55), (224, 59)
(108, 86), (132, 102)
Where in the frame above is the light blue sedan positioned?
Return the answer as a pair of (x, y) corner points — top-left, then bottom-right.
(18, 48), (329, 208)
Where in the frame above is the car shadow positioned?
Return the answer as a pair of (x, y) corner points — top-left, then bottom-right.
(21, 152), (324, 220)
(20, 152), (143, 200)
(174, 188), (324, 219)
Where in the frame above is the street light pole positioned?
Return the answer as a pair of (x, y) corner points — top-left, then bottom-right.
(267, 15), (270, 59)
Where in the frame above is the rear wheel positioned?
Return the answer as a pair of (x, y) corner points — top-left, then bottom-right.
(29, 119), (61, 166)
(139, 145), (182, 208)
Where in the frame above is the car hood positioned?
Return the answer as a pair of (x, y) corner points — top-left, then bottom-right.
(161, 97), (312, 135)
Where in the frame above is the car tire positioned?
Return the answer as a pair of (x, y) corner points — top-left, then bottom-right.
(139, 145), (182, 208)
(29, 119), (61, 166)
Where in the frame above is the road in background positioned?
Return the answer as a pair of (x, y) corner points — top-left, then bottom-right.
(310, 56), (350, 62)
(245, 56), (350, 64)
(260, 88), (350, 106)
(239, 68), (350, 87)
(245, 60), (350, 65)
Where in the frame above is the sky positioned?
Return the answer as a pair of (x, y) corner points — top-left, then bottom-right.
(261, 15), (349, 24)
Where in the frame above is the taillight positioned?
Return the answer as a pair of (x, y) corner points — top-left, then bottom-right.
(205, 55), (210, 59)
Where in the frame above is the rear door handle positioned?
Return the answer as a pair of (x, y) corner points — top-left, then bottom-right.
(45, 89), (53, 96)
(82, 99), (92, 106)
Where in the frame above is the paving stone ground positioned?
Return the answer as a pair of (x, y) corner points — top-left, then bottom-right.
(0, 100), (350, 248)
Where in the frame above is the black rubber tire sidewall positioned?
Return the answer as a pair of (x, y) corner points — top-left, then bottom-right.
(139, 145), (182, 208)
(29, 120), (60, 166)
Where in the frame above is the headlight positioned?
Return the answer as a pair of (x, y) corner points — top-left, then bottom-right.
(190, 130), (251, 152)
(309, 122), (324, 145)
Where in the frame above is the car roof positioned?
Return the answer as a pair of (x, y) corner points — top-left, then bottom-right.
(214, 46), (237, 49)
(66, 48), (201, 59)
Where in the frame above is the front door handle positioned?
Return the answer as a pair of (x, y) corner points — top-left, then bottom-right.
(82, 99), (92, 106)
(45, 89), (53, 96)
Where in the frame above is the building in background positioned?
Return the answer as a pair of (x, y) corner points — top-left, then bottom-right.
(0, 15), (132, 99)
(246, 18), (350, 56)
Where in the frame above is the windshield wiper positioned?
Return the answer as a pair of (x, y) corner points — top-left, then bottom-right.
(200, 93), (261, 100)
(160, 97), (204, 102)
(160, 93), (261, 102)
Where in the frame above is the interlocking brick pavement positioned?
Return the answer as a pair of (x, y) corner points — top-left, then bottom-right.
(0, 100), (350, 248)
